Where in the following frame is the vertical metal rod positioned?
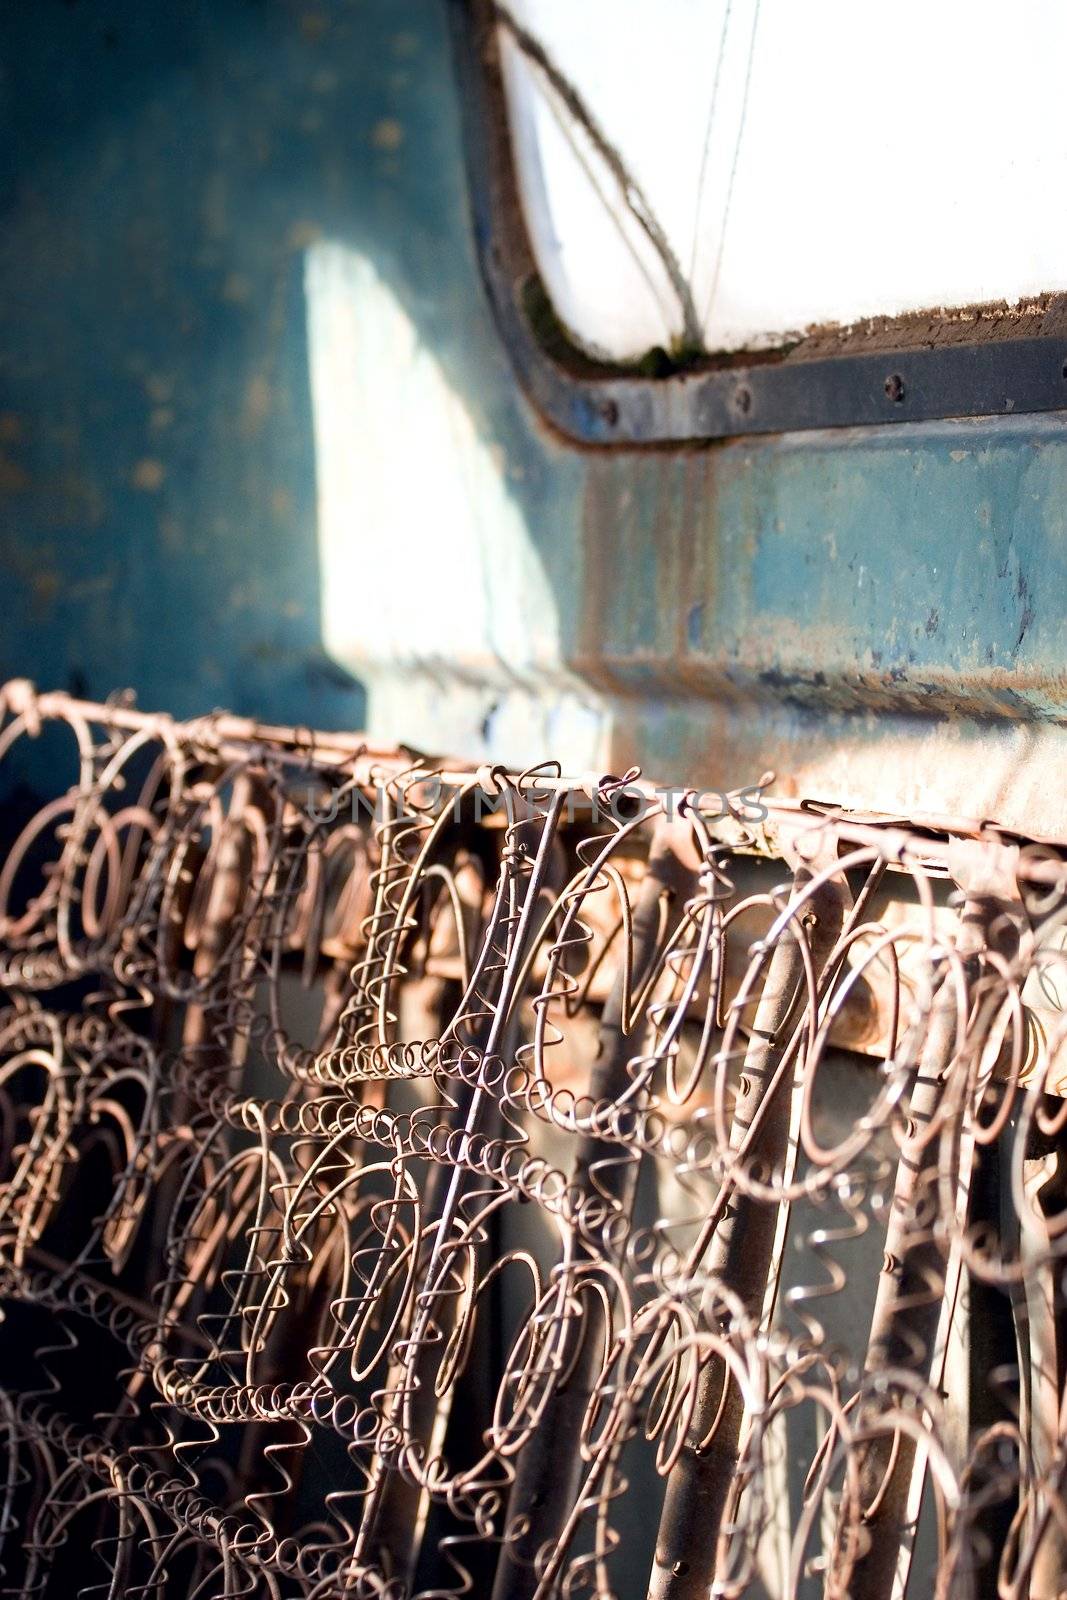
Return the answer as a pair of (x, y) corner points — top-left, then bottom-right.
(354, 792), (563, 1584)
(648, 845), (850, 1600)
(360, 851), (491, 1588)
(962, 1121), (1022, 1594)
(844, 888), (998, 1600)
(491, 818), (695, 1600)
(1018, 1145), (1067, 1600)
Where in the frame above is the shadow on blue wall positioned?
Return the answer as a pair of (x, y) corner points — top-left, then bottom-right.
(0, 0), (577, 732)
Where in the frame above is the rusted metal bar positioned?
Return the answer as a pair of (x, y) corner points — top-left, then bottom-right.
(490, 814), (697, 1600)
(647, 836), (852, 1600)
(843, 852), (1021, 1600)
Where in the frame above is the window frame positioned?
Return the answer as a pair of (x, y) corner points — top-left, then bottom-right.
(450, 0), (1067, 445)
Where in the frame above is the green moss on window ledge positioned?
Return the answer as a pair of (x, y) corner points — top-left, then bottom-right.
(519, 274), (731, 380)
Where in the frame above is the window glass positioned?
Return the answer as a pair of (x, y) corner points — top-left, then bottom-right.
(500, 0), (1067, 360)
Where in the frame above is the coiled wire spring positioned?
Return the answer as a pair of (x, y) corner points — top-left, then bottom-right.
(0, 680), (1065, 1599)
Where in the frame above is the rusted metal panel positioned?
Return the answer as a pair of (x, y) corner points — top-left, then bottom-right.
(573, 418), (1067, 834)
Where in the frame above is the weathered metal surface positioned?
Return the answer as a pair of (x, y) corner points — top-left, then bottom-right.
(3, 0), (1067, 841)
(453, 0), (1067, 445)
(574, 417), (1067, 834)
(3, 684), (1067, 1598)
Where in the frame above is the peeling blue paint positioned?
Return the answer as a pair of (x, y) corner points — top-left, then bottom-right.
(0, 0), (582, 733)
(1, 1), (1066, 828)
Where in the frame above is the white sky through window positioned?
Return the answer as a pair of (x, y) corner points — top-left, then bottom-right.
(500, 0), (1067, 360)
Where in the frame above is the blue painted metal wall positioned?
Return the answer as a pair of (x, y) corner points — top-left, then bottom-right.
(0, 0), (562, 730)
(1, 1), (1065, 832)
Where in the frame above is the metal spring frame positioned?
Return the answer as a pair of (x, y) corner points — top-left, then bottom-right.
(0, 680), (1065, 1598)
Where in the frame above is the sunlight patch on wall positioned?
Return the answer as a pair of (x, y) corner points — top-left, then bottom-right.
(305, 241), (604, 765)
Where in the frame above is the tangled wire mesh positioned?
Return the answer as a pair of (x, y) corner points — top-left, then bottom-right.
(0, 680), (1065, 1599)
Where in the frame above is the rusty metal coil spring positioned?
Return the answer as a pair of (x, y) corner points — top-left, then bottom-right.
(0, 681), (1065, 1598)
